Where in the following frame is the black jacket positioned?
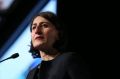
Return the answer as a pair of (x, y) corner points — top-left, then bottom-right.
(26, 52), (92, 79)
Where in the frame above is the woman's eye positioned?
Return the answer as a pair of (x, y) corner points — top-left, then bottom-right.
(32, 26), (36, 30)
(42, 23), (49, 28)
(32, 23), (37, 30)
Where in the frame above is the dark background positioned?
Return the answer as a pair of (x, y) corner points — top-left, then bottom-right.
(0, 0), (114, 78)
(0, 0), (99, 62)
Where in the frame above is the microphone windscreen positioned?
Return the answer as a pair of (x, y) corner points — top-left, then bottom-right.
(10, 53), (19, 58)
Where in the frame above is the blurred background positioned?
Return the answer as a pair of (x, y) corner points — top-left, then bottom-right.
(0, 0), (112, 79)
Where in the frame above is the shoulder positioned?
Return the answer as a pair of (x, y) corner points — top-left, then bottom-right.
(59, 52), (82, 60)
(59, 52), (78, 58)
(56, 52), (84, 64)
(62, 52), (92, 79)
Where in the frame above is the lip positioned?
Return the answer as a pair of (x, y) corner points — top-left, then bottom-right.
(35, 36), (44, 40)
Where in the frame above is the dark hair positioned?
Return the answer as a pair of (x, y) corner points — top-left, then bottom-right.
(29, 11), (68, 58)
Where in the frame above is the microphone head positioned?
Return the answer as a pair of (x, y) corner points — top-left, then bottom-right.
(10, 53), (19, 59)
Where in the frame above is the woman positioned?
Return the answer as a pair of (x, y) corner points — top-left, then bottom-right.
(26, 11), (91, 79)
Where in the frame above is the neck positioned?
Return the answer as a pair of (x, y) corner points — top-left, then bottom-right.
(39, 49), (60, 61)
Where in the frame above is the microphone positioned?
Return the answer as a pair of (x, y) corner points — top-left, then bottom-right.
(0, 53), (19, 63)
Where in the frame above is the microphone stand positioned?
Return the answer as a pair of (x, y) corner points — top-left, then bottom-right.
(0, 53), (19, 63)
(0, 57), (11, 63)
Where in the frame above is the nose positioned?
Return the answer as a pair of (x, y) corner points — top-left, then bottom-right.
(35, 26), (43, 34)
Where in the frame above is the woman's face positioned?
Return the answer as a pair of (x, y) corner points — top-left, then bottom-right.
(31, 16), (59, 50)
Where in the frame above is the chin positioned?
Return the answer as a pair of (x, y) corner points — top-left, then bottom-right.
(33, 42), (45, 49)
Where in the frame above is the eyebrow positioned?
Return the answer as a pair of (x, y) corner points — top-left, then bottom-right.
(32, 22), (51, 26)
(40, 22), (50, 24)
(32, 23), (37, 26)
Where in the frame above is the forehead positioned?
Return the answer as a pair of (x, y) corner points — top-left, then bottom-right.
(33, 16), (49, 23)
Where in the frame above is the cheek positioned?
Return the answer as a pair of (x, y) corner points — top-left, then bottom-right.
(44, 29), (52, 37)
(31, 33), (35, 41)
(47, 30), (58, 42)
